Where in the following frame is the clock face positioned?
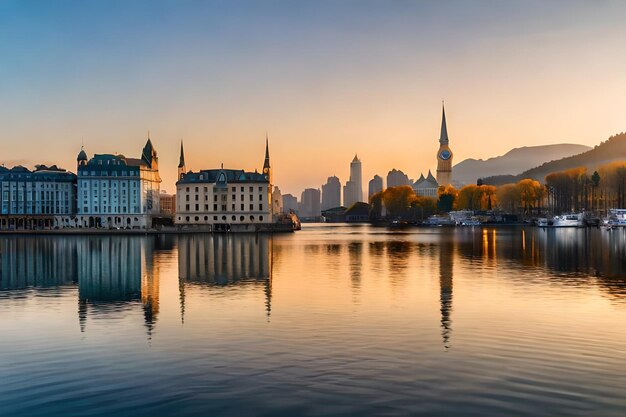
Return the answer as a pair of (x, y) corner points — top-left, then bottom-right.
(439, 150), (451, 160)
(263, 168), (269, 174)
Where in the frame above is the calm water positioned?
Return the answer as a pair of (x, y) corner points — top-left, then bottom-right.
(1, 225), (625, 417)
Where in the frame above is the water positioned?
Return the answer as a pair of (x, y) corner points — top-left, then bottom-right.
(0, 225), (625, 417)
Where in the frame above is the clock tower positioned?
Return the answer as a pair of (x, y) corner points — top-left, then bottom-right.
(436, 103), (453, 186)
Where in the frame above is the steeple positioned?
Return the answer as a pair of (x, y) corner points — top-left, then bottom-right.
(178, 140), (185, 168)
(440, 102), (449, 145)
(352, 154), (360, 163)
(263, 134), (270, 171)
(177, 140), (186, 181)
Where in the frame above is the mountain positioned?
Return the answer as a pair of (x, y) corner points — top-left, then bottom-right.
(482, 132), (626, 186)
(453, 144), (591, 185)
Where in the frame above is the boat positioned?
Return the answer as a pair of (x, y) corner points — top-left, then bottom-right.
(604, 209), (626, 227)
(536, 218), (551, 227)
(551, 213), (584, 227)
(460, 218), (481, 226)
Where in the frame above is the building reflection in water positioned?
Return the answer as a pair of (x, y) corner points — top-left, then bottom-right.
(76, 236), (162, 337)
(0, 237), (78, 290)
(177, 234), (273, 320)
(439, 235), (454, 350)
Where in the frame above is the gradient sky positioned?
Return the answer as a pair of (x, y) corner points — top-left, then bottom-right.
(1, 1), (626, 196)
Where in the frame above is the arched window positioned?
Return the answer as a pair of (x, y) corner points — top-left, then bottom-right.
(186, 216), (190, 222)
(250, 215), (255, 221)
(221, 215), (226, 221)
(204, 216), (208, 221)
(194, 216), (199, 221)
(231, 215), (236, 221)
(259, 216), (264, 221)
(240, 216), (244, 221)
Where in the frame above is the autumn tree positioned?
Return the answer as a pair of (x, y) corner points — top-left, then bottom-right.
(437, 185), (458, 213)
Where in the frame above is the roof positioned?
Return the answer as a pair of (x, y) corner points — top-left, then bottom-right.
(0, 165), (76, 181)
(178, 168), (268, 185)
(413, 171), (439, 189)
(440, 104), (449, 145)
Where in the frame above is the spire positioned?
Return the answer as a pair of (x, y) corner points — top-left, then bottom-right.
(352, 154), (360, 163)
(178, 140), (185, 168)
(440, 101), (449, 145)
(263, 133), (270, 170)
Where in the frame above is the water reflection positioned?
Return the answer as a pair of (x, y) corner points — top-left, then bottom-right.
(177, 234), (273, 319)
(439, 235), (454, 350)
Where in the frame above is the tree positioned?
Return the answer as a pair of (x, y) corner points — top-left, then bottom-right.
(369, 191), (383, 220)
(437, 185), (458, 213)
(382, 186), (417, 219)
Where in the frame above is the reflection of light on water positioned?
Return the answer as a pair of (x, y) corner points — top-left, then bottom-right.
(522, 229), (526, 252)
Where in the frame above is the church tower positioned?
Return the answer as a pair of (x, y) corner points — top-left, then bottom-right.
(178, 140), (186, 181)
(263, 134), (272, 185)
(436, 103), (453, 186)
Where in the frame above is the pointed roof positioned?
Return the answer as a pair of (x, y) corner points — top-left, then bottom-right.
(77, 146), (87, 161)
(427, 170), (437, 182)
(178, 140), (185, 168)
(263, 134), (270, 170)
(141, 138), (156, 166)
(440, 102), (449, 145)
(352, 154), (360, 163)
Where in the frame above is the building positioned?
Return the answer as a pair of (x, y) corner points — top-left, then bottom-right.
(0, 164), (76, 230)
(343, 154), (363, 207)
(175, 139), (273, 230)
(159, 191), (176, 215)
(76, 138), (161, 229)
(413, 170), (439, 198)
(386, 169), (411, 188)
(272, 186), (283, 215)
(436, 103), (454, 186)
(282, 193), (298, 214)
(321, 175), (341, 210)
(300, 188), (321, 219)
(368, 175), (383, 199)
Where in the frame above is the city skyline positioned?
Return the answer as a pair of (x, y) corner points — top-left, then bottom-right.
(2, 1), (626, 196)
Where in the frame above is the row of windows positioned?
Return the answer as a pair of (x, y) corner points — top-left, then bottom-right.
(184, 203), (265, 212)
(78, 170), (139, 177)
(186, 186), (265, 193)
(180, 215), (265, 222)
(0, 183), (71, 190)
(185, 193), (263, 202)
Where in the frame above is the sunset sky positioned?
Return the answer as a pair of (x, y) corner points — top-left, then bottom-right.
(1, 1), (626, 196)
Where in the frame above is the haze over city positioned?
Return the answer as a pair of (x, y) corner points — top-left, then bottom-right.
(2, 0), (626, 195)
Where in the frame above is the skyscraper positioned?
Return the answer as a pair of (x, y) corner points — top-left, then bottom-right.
(368, 175), (383, 199)
(386, 169), (411, 188)
(300, 188), (321, 218)
(322, 176), (342, 210)
(343, 155), (363, 207)
(436, 103), (454, 186)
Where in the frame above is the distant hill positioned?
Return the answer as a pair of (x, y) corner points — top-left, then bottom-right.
(482, 133), (626, 186)
(453, 144), (591, 185)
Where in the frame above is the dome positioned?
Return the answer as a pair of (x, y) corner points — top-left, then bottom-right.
(77, 149), (87, 161)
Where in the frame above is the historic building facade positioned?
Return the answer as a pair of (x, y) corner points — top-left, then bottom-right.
(436, 103), (454, 186)
(175, 139), (273, 230)
(0, 165), (77, 230)
(76, 138), (161, 229)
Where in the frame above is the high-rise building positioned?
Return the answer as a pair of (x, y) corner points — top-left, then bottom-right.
(343, 154), (363, 207)
(272, 186), (283, 215)
(436, 103), (454, 186)
(386, 169), (411, 188)
(300, 188), (321, 218)
(76, 137), (161, 229)
(321, 176), (342, 210)
(282, 194), (298, 214)
(368, 175), (383, 199)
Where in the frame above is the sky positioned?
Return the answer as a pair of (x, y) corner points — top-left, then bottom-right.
(1, 0), (626, 196)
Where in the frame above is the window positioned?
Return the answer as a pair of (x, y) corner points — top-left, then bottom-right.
(214, 195), (218, 202)
(250, 215), (255, 221)
(260, 215), (264, 221)
(213, 204), (218, 211)
(195, 195), (198, 201)
(186, 187), (189, 192)
(231, 215), (236, 221)
(205, 204), (209, 210)
(259, 204), (263, 210)
(240, 216), (244, 221)
(221, 215), (226, 220)
(186, 204), (189, 211)
(213, 216), (217, 220)
(232, 187), (236, 192)
(195, 187), (198, 192)
(259, 194), (263, 201)
(195, 204), (199, 211)
(204, 216), (208, 221)
(186, 195), (189, 201)
(204, 187), (208, 192)
(195, 216), (199, 221)
(250, 194), (254, 201)
(249, 187), (253, 192)
(221, 204), (226, 211)
(186, 216), (190, 221)
(259, 187), (263, 192)
(241, 204), (244, 210)
(232, 195), (235, 200)
(249, 204), (253, 210)
(232, 204), (235, 210)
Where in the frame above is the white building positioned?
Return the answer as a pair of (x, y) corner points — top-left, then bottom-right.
(368, 175), (383, 199)
(76, 138), (161, 229)
(175, 139), (273, 231)
(413, 170), (439, 198)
